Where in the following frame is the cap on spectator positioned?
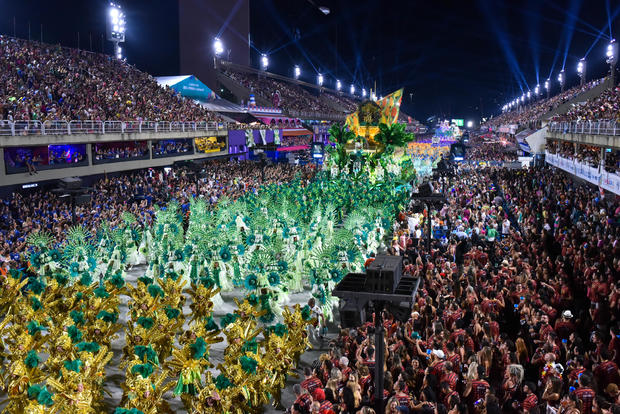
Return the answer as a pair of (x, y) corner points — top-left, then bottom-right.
(411, 331), (421, 340)
(313, 388), (325, 402)
(432, 349), (445, 359)
(562, 310), (574, 319)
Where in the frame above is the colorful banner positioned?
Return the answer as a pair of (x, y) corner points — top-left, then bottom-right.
(377, 88), (403, 125)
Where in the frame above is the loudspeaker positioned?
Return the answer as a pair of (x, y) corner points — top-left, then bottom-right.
(75, 194), (92, 205)
(59, 177), (82, 189)
(365, 255), (403, 293)
(339, 299), (367, 329)
(418, 182), (434, 196)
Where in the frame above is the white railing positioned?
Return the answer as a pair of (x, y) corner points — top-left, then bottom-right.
(0, 120), (226, 136)
(548, 120), (620, 136)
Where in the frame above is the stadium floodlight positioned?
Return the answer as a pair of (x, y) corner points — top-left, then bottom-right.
(213, 37), (224, 57)
(557, 69), (565, 91)
(336, 79), (341, 91)
(362, 88), (367, 97)
(116, 45), (122, 59)
(527, 91), (531, 99)
(607, 39), (617, 84)
(261, 54), (269, 70)
(107, 2), (125, 57)
(577, 58), (586, 85)
(544, 79), (549, 90)
(521, 94), (525, 103)
(317, 73), (324, 86)
(294, 65), (301, 79)
(607, 39), (616, 61)
(319, 6), (330, 15)
(466, 120), (473, 128)
(350, 84), (355, 94)
(534, 84), (540, 95)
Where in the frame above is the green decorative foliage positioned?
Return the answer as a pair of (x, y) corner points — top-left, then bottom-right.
(137, 317), (154, 330)
(190, 337), (207, 360)
(67, 325), (83, 344)
(25, 350), (40, 368)
(147, 284), (164, 299)
(220, 313), (238, 328)
(214, 374), (233, 390)
(134, 345), (159, 366)
(131, 363), (154, 378)
(63, 359), (82, 373)
(97, 310), (119, 324)
(239, 355), (258, 374)
(76, 342), (101, 353)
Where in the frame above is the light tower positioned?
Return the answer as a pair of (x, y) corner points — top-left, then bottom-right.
(534, 84), (540, 97)
(213, 37), (224, 68)
(294, 65), (301, 79)
(607, 39), (617, 85)
(317, 73), (324, 86)
(261, 54), (269, 70)
(577, 58), (586, 86)
(107, 3), (126, 59)
(336, 79), (342, 91)
(544, 79), (550, 99)
(558, 69), (565, 92)
(350, 84), (355, 95)
(362, 88), (367, 98)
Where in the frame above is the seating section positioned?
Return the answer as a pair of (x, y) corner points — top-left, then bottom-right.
(222, 68), (358, 115)
(0, 35), (222, 123)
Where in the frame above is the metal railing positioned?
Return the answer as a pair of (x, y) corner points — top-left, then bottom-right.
(0, 120), (227, 136)
(548, 120), (620, 136)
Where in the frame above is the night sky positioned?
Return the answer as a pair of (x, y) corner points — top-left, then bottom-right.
(1, 0), (618, 123)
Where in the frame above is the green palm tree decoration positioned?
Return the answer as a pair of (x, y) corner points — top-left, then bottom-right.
(327, 124), (355, 171)
(373, 122), (414, 159)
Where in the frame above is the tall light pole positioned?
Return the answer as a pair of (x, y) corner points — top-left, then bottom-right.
(607, 39), (617, 86)
(577, 58), (586, 86)
(558, 70), (565, 92)
(545, 79), (550, 99)
(213, 37), (224, 68)
(107, 2), (126, 59)
(261, 53), (269, 71)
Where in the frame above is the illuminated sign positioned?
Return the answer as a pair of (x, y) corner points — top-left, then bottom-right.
(451, 119), (464, 127)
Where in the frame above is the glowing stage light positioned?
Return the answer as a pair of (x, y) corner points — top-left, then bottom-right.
(544, 79), (549, 90)
(466, 121), (473, 128)
(294, 65), (301, 79)
(350, 84), (355, 94)
(336, 79), (341, 90)
(577, 59), (584, 73)
(362, 88), (366, 97)
(557, 69), (564, 84)
(527, 91), (531, 99)
(317, 73), (324, 86)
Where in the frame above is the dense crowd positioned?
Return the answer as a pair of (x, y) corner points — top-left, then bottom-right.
(484, 79), (604, 128)
(223, 69), (352, 115)
(0, 35), (222, 123)
(0, 160), (314, 271)
(551, 85), (620, 123)
(151, 139), (193, 156)
(93, 142), (149, 162)
(288, 141), (620, 414)
(547, 140), (619, 174)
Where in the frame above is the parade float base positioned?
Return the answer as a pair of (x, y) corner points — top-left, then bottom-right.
(0, 264), (332, 414)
